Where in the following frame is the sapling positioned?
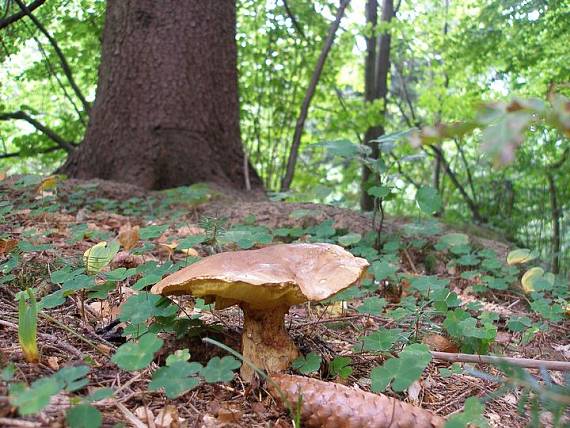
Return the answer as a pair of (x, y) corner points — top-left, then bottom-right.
(18, 288), (39, 363)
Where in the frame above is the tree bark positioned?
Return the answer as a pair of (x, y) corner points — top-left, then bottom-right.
(61, 0), (262, 191)
(360, 0), (394, 211)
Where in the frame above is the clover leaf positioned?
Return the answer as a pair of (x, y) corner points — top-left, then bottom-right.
(66, 404), (103, 428)
(357, 328), (402, 353)
(370, 343), (432, 392)
(149, 360), (202, 398)
(292, 352), (322, 374)
(119, 293), (178, 324)
(111, 333), (163, 371)
(200, 356), (241, 383)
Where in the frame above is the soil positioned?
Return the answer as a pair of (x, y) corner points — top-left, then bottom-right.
(0, 178), (567, 428)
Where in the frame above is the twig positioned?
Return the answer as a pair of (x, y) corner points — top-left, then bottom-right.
(0, 111), (76, 153)
(40, 312), (113, 356)
(431, 351), (570, 372)
(14, 0), (90, 114)
(115, 402), (147, 428)
(0, 319), (83, 358)
(0, 418), (41, 428)
(0, 0), (45, 30)
(402, 248), (418, 273)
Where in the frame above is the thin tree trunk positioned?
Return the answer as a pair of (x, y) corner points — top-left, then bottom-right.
(360, 0), (394, 211)
(280, 0), (350, 192)
(547, 173), (560, 274)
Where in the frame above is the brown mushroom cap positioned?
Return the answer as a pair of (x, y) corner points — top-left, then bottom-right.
(151, 243), (369, 309)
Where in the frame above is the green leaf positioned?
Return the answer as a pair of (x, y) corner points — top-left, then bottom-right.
(119, 293), (178, 324)
(371, 260), (398, 281)
(149, 360), (202, 398)
(506, 316), (532, 332)
(66, 404), (102, 428)
(165, 349), (191, 365)
(445, 397), (488, 428)
(292, 352), (322, 374)
(83, 241), (120, 275)
(86, 388), (114, 402)
(329, 356), (352, 379)
(358, 328), (402, 352)
(178, 234), (206, 249)
(437, 233), (469, 249)
(367, 186), (391, 199)
(456, 254), (480, 266)
(415, 186), (442, 214)
(9, 378), (61, 415)
(337, 232), (362, 247)
(111, 333), (164, 371)
(139, 224), (169, 240)
(54, 365), (90, 392)
(410, 276), (449, 296)
(200, 356), (241, 383)
(370, 344), (432, 392)
(356, 297), (387, 315)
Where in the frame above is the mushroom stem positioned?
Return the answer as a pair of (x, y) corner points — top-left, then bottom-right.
(240, 304), (299, 382)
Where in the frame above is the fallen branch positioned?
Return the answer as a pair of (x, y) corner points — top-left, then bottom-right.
(0, 0), (45, 30)
(0, 110), (76, 153)
(431, 351), (570, 372)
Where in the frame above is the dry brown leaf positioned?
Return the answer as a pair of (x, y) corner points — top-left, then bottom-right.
(155, 406), (184, 428)
(47, 356), (60, 370)
(158, 242), (176, 258)
(118, 225), (140, 251)
(216, 407), (242, 424)
(134, 406), (154, 423)
(407, 380), (422, 404)
(0, 238), (18, 255)
(111, 251), (146, 269)
(422, 334), (459, 353)
(0, 170), (6, 181)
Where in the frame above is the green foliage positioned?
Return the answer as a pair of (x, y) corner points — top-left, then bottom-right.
(356, 328), (403, 353)
(9, 365), (90, 415)
(328, 356), (352, 379)
(149, 360), (202, 398)
(370, 344), (432, 392)
(66, 404), (103, 428)
(18, 289), (39, 363)
(292, 352), (322, 374)
(445, 397), (487, 428)
(200, 356), (241, 383)
(111, 333), (164, 371)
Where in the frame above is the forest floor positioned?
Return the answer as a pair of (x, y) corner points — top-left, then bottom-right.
(0, 176), (568, 427)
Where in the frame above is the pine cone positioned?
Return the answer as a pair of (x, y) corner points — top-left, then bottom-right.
(268, 374), (445, 428)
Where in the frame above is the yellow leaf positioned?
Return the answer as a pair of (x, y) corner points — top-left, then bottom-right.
(83, 241), (120, 275)
(179, 247), (199, 257)
(36, 175), (60, 193)
(521, 267), (544, 293)
(507, 249), (536, 265)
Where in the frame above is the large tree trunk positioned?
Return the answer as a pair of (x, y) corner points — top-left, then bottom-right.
(61, 0), (261, 190)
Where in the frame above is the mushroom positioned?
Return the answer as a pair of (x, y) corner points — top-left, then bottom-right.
(151, 243), (369, 381)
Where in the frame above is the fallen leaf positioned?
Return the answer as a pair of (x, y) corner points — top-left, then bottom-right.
(155, 405), (184, 428)
(134, 406), (153, 423)
(179, 247), (199, 257)
(422, 334), (459, 353)
(118, 225), (140, 251)
(407, 380), (422, 404)
(0, 239), (18, 255)
(47, 356), (60, 370)
(36, 175), (60, 193)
